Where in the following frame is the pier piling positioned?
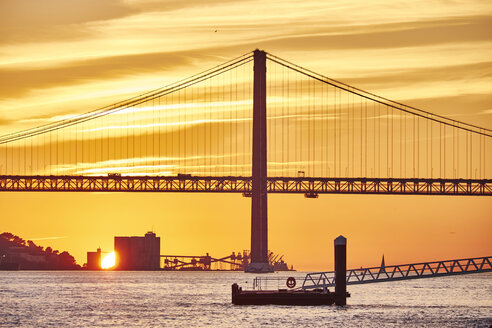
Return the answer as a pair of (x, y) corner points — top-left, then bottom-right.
(334, 235), (347, 306)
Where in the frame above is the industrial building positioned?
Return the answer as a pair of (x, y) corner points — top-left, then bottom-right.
(86, 248), (102, 270)
(114, 232), (160, 270)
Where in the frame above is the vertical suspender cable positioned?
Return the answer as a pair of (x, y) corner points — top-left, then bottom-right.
(439, 124), (442, 178)
(282, 62), (285, 176)
(334, 87), (337, 177)
(339, 88), (342, 177)
(373, 103), (376, 178)
(413, 114), (415, 178)
(417, 116), (420, 178)
(364, 98), (367, 178)
(360, 96), (362, 177)
(443, 123), (446, 179)
(470, 131), (473, 178)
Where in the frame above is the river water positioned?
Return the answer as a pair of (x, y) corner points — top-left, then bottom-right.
(0, 271), (490, 327)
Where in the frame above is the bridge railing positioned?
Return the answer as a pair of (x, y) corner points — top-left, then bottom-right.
(301, 256), (492, 290)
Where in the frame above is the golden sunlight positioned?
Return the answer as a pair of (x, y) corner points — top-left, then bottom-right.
(101, 251), (115, 269)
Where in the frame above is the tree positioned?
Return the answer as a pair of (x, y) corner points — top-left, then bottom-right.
(0, 232), (81, 269)
(12, 235), (26, 246)
(58, 251), (77, 268)
(0, 232), (14, 240)
(27, 240), (43, 252)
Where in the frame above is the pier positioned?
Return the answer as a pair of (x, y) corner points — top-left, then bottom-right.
(232, 236), (492, 306)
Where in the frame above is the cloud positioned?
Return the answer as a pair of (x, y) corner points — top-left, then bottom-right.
(0, 0), (250, 45)
(0, 50), (212, 99)
(401, 93), (492, 126)
(341, 61), (492, 90)
(28, 236), (68, 241)
(0, 0), (136, 44)
(0, 117), (13, 127)
(251, 15), (492, 51)
(126, 0), (250, 14)
(1, 2), (491, 137)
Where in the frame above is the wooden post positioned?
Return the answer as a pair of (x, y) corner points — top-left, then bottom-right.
(334, 235), (347, 306)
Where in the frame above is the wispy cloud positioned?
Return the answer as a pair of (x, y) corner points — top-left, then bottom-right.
(0, 50), (203, 99)
(0, 0), (136, 44)
(0, 0), (491, 135)
(28, 236), (68, 241)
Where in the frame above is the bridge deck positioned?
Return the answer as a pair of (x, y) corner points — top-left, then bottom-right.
(0, 175), (491, 195)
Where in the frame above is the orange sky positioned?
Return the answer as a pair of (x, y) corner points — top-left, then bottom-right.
(0, 0), (491, 270)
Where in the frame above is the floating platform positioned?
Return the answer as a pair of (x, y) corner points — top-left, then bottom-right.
(231, 283), (350, 305)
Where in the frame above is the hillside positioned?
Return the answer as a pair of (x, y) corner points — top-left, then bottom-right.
(0, 232), (80, 270)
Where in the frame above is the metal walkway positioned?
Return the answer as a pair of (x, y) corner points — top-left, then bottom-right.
(301, 256), (492, 290)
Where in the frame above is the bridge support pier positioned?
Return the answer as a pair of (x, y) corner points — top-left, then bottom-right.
(245, 50), (273, 273)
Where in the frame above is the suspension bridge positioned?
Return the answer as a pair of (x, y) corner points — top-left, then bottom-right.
(1, 49), (491, 272)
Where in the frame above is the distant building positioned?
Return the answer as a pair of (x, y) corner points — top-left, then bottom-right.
(86, 248), (102, 270)
(114, 232), (160, 270)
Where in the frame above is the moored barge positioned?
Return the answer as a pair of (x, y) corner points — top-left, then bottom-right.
(232, 235), (349, 306)
(232, 283), (349, 305)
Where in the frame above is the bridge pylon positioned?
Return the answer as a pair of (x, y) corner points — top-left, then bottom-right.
(245, 49), (273, 273)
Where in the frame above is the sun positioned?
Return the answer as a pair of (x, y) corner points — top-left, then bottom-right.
(101, 251), (115, 269)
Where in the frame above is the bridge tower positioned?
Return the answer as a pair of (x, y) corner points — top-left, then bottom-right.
(245, 50), (273, 273)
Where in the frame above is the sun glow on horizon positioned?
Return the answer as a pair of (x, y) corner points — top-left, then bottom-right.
(101, 251), (115, 269)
